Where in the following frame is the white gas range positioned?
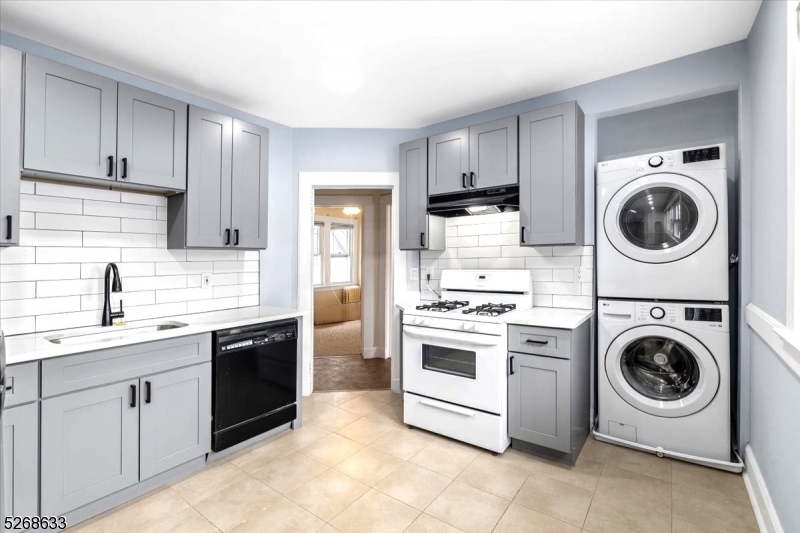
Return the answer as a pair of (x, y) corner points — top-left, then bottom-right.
(402, 270), (533, 453)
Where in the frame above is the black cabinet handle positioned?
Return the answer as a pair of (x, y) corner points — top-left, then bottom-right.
(520, 226), (526, 244)
(107, 156), (114, 177)
(5, 215), (11, 240)
(462, 173), (467, 189)
(525, 338), (549, 345)
(470, 171), (476, 187)
(224, 229), (231, 245)
(234, 229), (239, 246)
(130, 384), (137, 408)
(121, 157), (128, 179)
(145, 381), (151, 404)
(509, 356), (515, 375)
(420, 232), (425, 247)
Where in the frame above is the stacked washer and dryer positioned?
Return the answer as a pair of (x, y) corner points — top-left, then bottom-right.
(595, 144), (741, 472)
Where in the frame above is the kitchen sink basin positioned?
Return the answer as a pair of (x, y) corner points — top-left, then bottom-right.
(45, 321), (188, 345)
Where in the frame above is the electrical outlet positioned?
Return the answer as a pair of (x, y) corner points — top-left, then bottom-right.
(576, 266), (587, 281)
(202, 273), (212, 288)
(410, 267), (419, 281)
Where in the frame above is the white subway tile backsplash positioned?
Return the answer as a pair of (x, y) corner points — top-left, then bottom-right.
(553, 246), (594, 256)
(0, 316), (35, 335)
(530, 269), (554, 282)
(156, 207), (167, 221)
(187, 296), (239, 314)
(525, 256), (581, 268)
(478, 233), (518, 246)
(81, 262), (156, 279)
(20, 194), (82, 215)
(0, 247), (35, 264)
(20, 229), (82, 247)
(37, 279), (103, 297)
(81, 291), (156, 311)
(477, 258), (525, 269)
(121, 219), (167, 234)
(36, 311), (98, 331)
(458, 223), (501, 236)
(124, 302), (187, 321)
(239, 295), (259, 307)
(533, 282), (581, 296)
(581, 283), (593, 296)
(187, 250), (239, 262)
(552, 269), (575, 282)
(19, 180), (34, 194)
(447, 236), (479, 248)
(156, 234), (168, 248)
(36, 213), (122, 233)
(121, 248), (186, 262)
(19, 212), (35, 229)
(213, 261), (259, 273)
(120, 191), (167, 207)
(532, 295), (554, 307)
(581, 256), (594, 267)
(238, 251), (260, 261)
(156, 287), (211, 304)
(187, 275), (202, 288)
(0, 282), (36, 300)
(210, 273), (239, 286)
(155, 262), (213, 276)
(35, 181), (119, 202)
(239, 273), (259, 284)
(36, 247), (120, 264)
(501, 246), (552, 258)
(438, 259), (479, 269)
(84, 200), (156, 220)
(1, 296), (80, 318)
(553, 295), (593, 309)
(446, 226), (458, 237)
(83, 232), (156, 248)
(458, 246), (500, 259)
(1, 263), (81, 282)
(500, 222), (518, 234)
(124, 275), (186, 292)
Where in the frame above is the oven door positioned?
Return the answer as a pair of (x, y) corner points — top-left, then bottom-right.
(402, 325), (505, 414)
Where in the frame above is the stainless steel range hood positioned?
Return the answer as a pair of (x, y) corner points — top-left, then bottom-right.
(427, 185), (519, 217)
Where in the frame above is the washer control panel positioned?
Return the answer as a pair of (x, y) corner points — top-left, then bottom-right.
(632, 302), (728, 332)
(636, 303), (677, 323)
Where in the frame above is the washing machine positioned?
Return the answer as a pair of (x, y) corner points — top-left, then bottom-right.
(595, 299), (740, 472)
(597, 144), (729, 301)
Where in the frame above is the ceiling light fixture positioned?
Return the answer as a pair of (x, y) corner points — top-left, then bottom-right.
(342, 207), (361, 216)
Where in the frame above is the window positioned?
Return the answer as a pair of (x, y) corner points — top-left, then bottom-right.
(313, 216), (359, 289)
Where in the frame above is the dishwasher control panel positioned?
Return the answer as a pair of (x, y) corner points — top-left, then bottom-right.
(218, 323), (297, 352)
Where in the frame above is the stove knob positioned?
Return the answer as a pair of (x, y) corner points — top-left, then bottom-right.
(462, 323), (474, 331)
(413, 318), (423, 326)
(422, 319), (432, 327)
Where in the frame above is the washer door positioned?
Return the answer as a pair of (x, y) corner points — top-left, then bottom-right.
(605, 325), (719, 418)
(604, 174), (718, 264)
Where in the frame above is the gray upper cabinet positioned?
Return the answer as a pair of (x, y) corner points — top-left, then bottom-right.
(428, 129), (469, 196)
(24, 54), (118, 181)
(140, 364), (211, 480)
(0, 45), (22, 246)
(469, 116), (518, 190)
(117, 84), (187, 190)
(230, 119), (269, 249)
(400, 138), (445, 251)
(185, 105), (233, 248)
(3, 402), (39, 517)
(519, 101), (585, 246)
(41, 379), (139, 516)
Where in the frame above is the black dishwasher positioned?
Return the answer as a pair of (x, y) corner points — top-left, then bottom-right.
(212, 319), (298, 452)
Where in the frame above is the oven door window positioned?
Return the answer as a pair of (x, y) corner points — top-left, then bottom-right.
(422, 344), (476, 379)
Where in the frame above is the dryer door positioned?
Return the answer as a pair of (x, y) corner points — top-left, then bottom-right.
(605, 325), (720, 418)
(604, 174), (718, 264)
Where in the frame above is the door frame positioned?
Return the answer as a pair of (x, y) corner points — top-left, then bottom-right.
(297, 172), (412, 396)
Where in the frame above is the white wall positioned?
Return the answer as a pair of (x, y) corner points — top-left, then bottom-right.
(0, 181), (259, 336)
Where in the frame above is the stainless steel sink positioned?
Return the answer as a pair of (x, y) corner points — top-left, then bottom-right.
(45, 321), (188, 345)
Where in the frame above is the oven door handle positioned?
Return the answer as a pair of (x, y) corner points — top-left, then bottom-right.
(403, 325), (502, 346)
(419, 398), (476, 417)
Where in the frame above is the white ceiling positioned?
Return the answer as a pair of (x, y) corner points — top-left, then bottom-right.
(0, 1), (760, 128)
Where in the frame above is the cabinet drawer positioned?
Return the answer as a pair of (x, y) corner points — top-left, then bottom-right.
(5, 362), (39, 408)
(508, 325), (571, 359)
(42, 334), (211, 397)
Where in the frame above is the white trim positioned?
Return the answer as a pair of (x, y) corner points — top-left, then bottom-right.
(743, 445), (784, 533)
(297, 172), (408, 396)
(789, 0), (800, 330)
(745, 303), (800, 379)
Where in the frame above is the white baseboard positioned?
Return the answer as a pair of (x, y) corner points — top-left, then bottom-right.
(743, 445), (784, 533)
(362, 347), (388, 359)
(391, 377), (402, 394)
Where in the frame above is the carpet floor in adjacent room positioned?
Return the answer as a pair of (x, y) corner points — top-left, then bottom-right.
(314, 320), (362, 357)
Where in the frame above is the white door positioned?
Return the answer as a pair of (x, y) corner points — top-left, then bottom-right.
(402, 325), (504, 414)
(604, 174), (718, 264)
(605, 325), (720, 418)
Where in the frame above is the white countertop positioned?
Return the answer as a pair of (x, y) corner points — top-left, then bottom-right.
(4, 306), (307, 365)
(397, 301), (593, 330)
(506, 307), (594, 329)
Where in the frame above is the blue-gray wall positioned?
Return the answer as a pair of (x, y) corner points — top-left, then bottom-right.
(745, 2), (799, 532)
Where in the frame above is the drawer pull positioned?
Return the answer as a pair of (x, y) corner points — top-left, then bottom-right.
(525, 339), (549, 345)
(130, 384), (137, 408)
(419, 398), (475, 417)
(145, 381), (151, 404)
(509, 356), (515, 375)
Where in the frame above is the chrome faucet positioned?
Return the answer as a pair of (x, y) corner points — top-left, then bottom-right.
(102, 263), (124, 326)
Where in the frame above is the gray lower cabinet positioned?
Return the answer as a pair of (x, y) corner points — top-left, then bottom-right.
(41, 379), (140, 516)
(399, 138), (445, 251)
(508, 320), (590, 464)
(519, 101), (585, 246)
(140, 363), (211, 480)
(23, 54), (118, 182)
(3, 402), (39, 517)
(0, 45), (22, 246)
(469, 116), (518, 190)
(117, 84), (188, 190)
(168, 106), (269, 249)
(428, 128), (469, 196)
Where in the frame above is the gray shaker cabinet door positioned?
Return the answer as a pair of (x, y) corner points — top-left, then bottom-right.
(399, 138), (428, 250)
(139, 363), (211, 480)
(3, 403), (39, 517)
(519, 101), (584, 246)
(230, 119), (269, 249)
(428, 129), (469, 196)
(186, 105), (233, 248)
(41, 380), (139, 516)
(24, 54), (118, 181)
(117, 84), (187, 190)
(469, 116), (518, 190)
(0, 46), (22, 246)
(508, 352), (571, 453)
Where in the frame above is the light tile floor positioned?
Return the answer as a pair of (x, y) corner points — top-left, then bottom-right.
(67, 391), (758, 533)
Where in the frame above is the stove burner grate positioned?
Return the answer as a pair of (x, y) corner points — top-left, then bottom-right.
(416, 300), (469, 312)
(462, 303), (517, 317)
